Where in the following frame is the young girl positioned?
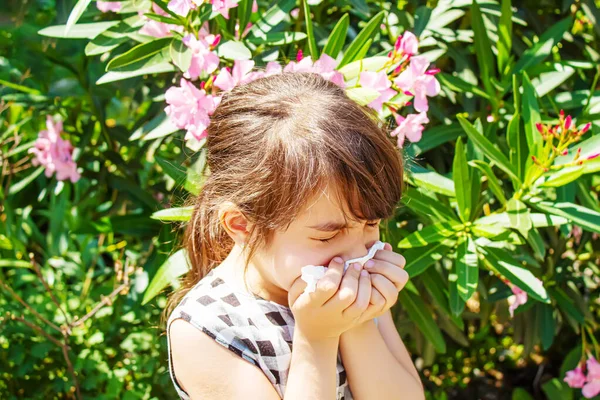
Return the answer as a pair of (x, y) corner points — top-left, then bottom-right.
(164, 71), (425, 399)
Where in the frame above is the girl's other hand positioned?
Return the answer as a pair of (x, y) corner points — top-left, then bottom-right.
(288, 257), (372, 342)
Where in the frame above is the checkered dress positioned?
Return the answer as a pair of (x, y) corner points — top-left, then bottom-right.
(166, 268), (354, 399)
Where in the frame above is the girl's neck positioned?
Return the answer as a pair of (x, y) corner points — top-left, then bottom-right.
(217, 246), (290, 308)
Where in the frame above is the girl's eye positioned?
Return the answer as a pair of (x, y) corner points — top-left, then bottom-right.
(367, 221), (380, 227)
(316, 222), (380, 243)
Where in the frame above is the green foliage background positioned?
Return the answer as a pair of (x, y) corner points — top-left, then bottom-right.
(1, 0), (599, 399)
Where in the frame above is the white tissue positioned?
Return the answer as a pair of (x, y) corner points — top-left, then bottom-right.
(300, 265), (327, 294)
(300, 241), (386, 295)
(343, 240), (386, 272)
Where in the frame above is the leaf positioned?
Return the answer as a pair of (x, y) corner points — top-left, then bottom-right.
(541, 378), (573, 400)
(478, 246), (549, 303)
(0, 259), (32, 268)
(456, 235), (478, 301)
(470, 0), (496, 95)
(150, 207), (194, 222)
(403, 240), (453, 278)
(155, 156), (187, 186)
(107, 37), (173, 70)
(237, 0), (254, 41)
(528, 200), (600, 235)
(521, 72), (543, 159)
(38, 21), (119, 39)
(452, 137), (472, 221)
(468, 160), (507, 205)
(398, 290), (446, 353)
(8, 166), (44, 196)
(548, 287), (586, 324)
(323, 14), (349, 59)
(437, 73), (491, 100)
(170, 38), (192, 72)
(506, 198), (532, 238)
(338, 11), (385, 68)
(402, 187), (459, 223)
(247, 0), (296, 38)
(409, 164), (455, 197)
(512, 388), (534, 400)
(497, 0), (512, 75)
(85, 17), (145, 56)
(475, 212), (568, 228)
(531, 64), (575, 97)
(448, 273), (466, 317)
(345, 87), (381, 106)
(65, 0), (93, 35)
(338, 56), (389, 81)
(513, 17), (572, 74)
(96, 58), (175, 85)
(535, 165), (585, 188)
(245, 32), (307, 46)
(215, 40), (252, 60)
(142, 249), (191, 305)
(538, 303), (555, 351)
(457, 115), (520, 183)
(302, 0), (319, 60)
(398, 221), (462, 249)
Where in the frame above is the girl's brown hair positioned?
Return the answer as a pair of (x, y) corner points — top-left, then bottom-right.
(162, 71), (406, 325)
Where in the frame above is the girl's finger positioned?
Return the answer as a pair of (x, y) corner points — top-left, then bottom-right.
(364, 258), (407, 290)
(371, 246), (406, 269)
(371, 273), (400, 308)
(343, 269), (372, 319)
(324, 262), (361, 309)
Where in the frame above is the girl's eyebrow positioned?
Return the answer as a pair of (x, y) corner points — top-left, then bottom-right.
(307, 221), (348, 232)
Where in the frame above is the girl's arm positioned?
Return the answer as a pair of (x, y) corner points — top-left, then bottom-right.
(339, 314), (425, 400)
(285, 330), (340, 399)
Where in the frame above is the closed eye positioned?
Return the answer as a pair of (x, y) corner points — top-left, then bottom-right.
(314, 221), (380, 243)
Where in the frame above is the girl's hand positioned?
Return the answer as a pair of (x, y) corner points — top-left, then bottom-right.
(363, 242), (409, 320)
(288, 257), (373, 342)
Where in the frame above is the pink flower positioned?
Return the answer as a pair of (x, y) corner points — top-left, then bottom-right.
(312, 53), (345, 88)
(242, 61), (283, 81)
(211, 0), (239, 19)
(394, 55), (440, 112)
(97, 1), (122, 12)
(507, 284), (528, 317)
(214, 59), (256, 91)
(394, 31), (418, 57)
(290, 8), (300, 18)
(165, 78), (221, 141)
(564, 366), (586, 389)
(167, 0), (199, 16)
(252, 0), (258, 12)
(139, 3), (184, 38)
(390, 112), (428, 148)
(28, 116), (80, 183)
(182, 33), (220, 80)
(359, 70), (397, 112)
(583, 357), (600, 398)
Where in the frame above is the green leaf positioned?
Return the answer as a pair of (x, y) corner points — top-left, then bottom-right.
(302, 0), (318, 60)
(453, 137), (471, 221)
(345, 87), (381, 106)
(150, 207), (194, 222)
(65, 0), (93, 35)
(8, 166), (44, 196)
(323, 14), (349, 59)
(541, 378), (573, 400)
(448, 273), (466, 317)
(506, 198), (532, 238)
(549, 287), (586, 324)
(85, 17), (145, 56)
(478, 246), (549, 303)
(468, 160), (507, 205)
(398, 221), (462, 249)
(338, 56), (389, 81)
(142, 249), (191, 305)
(215, 40), (252, 60)
(247, 0), (296, 38)
(437, 73), (491, 100)
(531, 64), (575, 97)
(456, 235), (478, 301)
(237, 0), (254, 41)
(338, 11), (385, 68)
(535, 165), (585, 188)
(398, 290), (446, 353)
(97, 53), (176, 85)
(470, 0), (496, 95)
(513, 17), (572, 74)
(0, 259), (32, 268)
(401, 187), (460, 223)
(107, 37), (173, 70)
(155, 156), (187, 186)
(512, 388), (534, 400)
(521, 72), (543, 159)
(170, 38), (192, 72)
(475, 212), (568, 228)
(403, 240), (453, 278)
(538, 303), (555, 351)
(506, 108), (525, 183)
(497, 0), (512, 75)
(245, 32), (307, 46)
(528, 200), (600, 235)
(457, 115), (520, 183)
(38, 21), (119, 39)
(409, 164), (455, 197)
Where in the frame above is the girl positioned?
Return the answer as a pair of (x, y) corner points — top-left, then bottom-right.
(164, 71), (424, 399)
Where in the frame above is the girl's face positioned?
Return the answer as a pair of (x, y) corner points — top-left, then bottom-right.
(248, 184), (381, 306)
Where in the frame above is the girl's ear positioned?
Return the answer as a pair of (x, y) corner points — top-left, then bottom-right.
(218, 201), (252, 245)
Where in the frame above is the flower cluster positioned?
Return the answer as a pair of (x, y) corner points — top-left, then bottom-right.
(564, 356), (600, 398)
(28, 115), (80, 183)
(167, 0), (250, 19)
(532, 110), (597, 171)
(96, 1), (121, 13)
